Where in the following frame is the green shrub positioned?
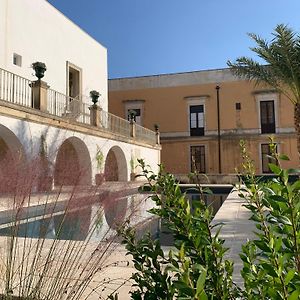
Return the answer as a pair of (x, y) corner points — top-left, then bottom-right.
(119, 160), (239, 299)
(118, 144), (300, 299)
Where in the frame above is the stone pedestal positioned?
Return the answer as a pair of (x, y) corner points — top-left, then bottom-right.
(130, 119), (136, 138)
(89, 104), (102, 127)
(31, 79), (49, 111)
(155, 129), (160, 145)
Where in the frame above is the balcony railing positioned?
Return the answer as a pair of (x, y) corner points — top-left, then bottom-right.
(0, 67), (158, 146)
(47, 89), (90, 124)
(0, 68), (32, 107)
(136, 123), (157, 144)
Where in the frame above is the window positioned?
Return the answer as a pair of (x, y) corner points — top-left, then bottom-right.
(190, 105), (204, 136)
(191, 145), (206, 173)
(127, 108), (141, 123)
(66, 62), (82, 117)
(68, 65), (81, 99)
(13, 53), (22, 67)
(261, 143), (277, 173)
(260, 100), (275, 133)
(123, 100), (145, 126)
(235, 102), (241, 110)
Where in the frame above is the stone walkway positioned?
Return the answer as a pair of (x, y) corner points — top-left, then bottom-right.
(212, 188), (255, 286)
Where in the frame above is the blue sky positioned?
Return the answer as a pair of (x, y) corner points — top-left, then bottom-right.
(48, 0), (300, 79)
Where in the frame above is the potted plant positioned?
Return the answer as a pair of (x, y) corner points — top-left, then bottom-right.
(128, 109), (137, 122)
(90, 90), (100, 105)
(32, 61), (47, 79)
(95, 146), (105, 185)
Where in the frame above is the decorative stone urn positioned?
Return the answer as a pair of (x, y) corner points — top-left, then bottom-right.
(32, 61), (47, 79)
(90, 90), (100, 105)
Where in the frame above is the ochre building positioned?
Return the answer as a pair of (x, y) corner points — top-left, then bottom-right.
(109, 68), (297, 178)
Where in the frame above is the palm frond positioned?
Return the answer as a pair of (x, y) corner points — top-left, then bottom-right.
(228, 24), (300, 104)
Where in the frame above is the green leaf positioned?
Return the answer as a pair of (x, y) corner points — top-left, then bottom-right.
(288, 290), (299, 300)
(261, 263), (278, 277)
(269, 163), (282, 175)
(269, 195), (287, 202)
(285, 269), (295, 285)
(279, 154), (290, 161)
(254, 240), (271, 252)
(199, 291), (208, 300)
(196, 267), (207, 296)
(291, 180), (300, 192)
(278, 216), (292, 226)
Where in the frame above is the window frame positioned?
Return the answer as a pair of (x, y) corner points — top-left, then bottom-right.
(185, 96), (207, 137)
(260, 100), (275, 133)
(190, 145), (206, 173)
(123, 100), (145, 126)
(13, 53), (22, 67)
(255, 92), (279, 134)
(189, 104), (205, 136)
(260, 142), (279, 174)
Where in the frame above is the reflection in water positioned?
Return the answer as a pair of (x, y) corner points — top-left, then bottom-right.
(0, 192), (229, 245)
(104, 196), (128, 229)
(0, 193), (153, 242)
(189, 193), (227, 215)
(0, 206), (92, 241)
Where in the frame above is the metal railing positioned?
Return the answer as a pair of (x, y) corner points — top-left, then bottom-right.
(47, 89), (90, 124)
(0, 68), (32, 107)
(0, 67), (157, 146)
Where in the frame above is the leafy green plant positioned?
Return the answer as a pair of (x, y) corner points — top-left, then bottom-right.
(238, 141), (300, 300)
(118, 159), (239, 299)
(118, 141), (300, 299)
(95, 145), (104, 172)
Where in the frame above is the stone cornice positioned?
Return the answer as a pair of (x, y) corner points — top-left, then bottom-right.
(109, 68), (240, 91)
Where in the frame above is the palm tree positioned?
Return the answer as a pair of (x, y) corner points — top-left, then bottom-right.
(227, 24), (300, 155)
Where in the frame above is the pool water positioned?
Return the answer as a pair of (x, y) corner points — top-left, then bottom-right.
(0, 187), (232, 244)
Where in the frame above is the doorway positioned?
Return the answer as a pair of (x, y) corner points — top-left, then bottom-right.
(66, 62), (82, 116)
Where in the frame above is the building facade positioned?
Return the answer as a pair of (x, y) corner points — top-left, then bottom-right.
(0, 0), (108, 111)
(0, 0), (160, 189)
(109, 68), (298, 179)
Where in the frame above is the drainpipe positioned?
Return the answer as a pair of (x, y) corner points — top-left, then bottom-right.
(216, 85), (222, 174)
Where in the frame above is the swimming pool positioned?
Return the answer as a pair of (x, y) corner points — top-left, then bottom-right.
(0, 185), (232, 243)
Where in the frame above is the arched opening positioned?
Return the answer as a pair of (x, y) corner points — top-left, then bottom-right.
(0, 125), (26, 193)
(104, 146), (128, 182)
(54, 137), (91, 186)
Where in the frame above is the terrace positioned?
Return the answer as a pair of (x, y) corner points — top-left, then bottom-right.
(0, 67), (158, 147)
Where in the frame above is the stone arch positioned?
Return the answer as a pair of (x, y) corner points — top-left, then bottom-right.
(0, 125), (26, 192)
(104, 146), (128, 181)
(54, 137), (92, 186)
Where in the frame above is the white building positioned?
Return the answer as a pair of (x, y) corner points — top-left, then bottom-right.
(0, 0), (108, 111)
(0, 0), (160, 189)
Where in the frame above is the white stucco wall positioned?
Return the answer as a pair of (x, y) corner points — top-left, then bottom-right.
(0, 0), (108, 111)
(0, 115), (160, 183)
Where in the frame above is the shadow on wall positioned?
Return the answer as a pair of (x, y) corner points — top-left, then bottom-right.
(104, 146), (128, 182)
(54, 136), (92, 186)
